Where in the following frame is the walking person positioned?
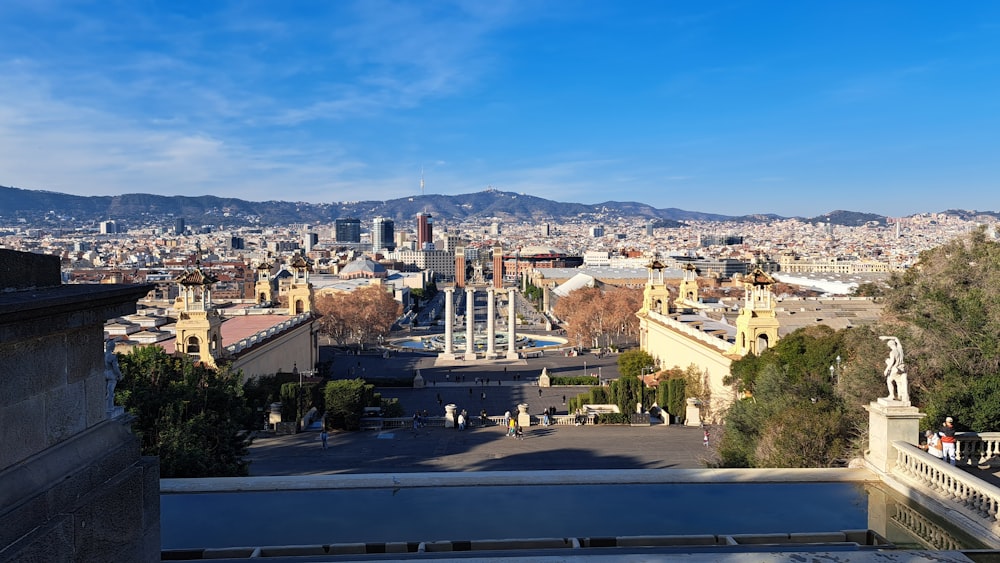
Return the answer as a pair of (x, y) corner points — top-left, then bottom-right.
(703, 429), (710, 447)
(940, 417), (957, 465)
(320, 429), (329, 450)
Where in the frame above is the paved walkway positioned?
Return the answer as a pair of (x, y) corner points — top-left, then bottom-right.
(249, 346), (718, 476)
(248, 421), (716, 476)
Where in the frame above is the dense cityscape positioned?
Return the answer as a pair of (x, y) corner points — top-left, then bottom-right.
(6, 1), (1000, 559)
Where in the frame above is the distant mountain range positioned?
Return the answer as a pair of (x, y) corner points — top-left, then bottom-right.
(0, 184), (972, 229)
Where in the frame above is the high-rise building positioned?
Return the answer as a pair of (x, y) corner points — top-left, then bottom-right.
(646, 220), (655, 237)
(334, 218), (362, 243)
(174, 218), (185, 235)
(99, 220), (118, 235)
(303, 232), (319, 252)
(590, 225), (605, 237)
(490, 222), (501, 236)
(230, 236), (246, 250)
(416, 212), (433, 250)
(540, 223), (551, 237)
(372, 217), (395, 252)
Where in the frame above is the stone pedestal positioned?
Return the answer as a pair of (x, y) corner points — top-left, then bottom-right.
(684, 398), (702, 427)
(444, 404), (457, 428)
(517, 403), (531, 428)
(865, 398), (925, 474)
(412, 369), (424, 388)
(538, 367), (551, 388)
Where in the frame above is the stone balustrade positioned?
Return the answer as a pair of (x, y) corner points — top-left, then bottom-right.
(891, 440), (1000, 525)
(957, 432), (1000, 467)
(367, 414), (600, 430)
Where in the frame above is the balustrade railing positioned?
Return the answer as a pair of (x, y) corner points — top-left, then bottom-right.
(364, 414), (601, 430)
(891, 440), (1000, 525)
(890, 501), (963, 551)
(957, 432), (1000, 467)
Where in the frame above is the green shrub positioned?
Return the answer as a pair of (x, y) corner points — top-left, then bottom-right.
(594, 412), (630, 425)
(550, 376), (601, 386)
(324, 378), (376, 430)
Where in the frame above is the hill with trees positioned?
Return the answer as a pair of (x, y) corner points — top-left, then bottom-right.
(0, 183), (898, 228)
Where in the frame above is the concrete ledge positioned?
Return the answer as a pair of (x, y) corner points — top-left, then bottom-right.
(161, 467), (878, 493)
(617, 534), (720, 547)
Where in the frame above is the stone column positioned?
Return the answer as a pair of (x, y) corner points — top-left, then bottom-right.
(506, 288), (519, 360)
(444, 403), (457, 428)
(441, 287), (455, 360)
(486, 288), (497, 359)
(865, 398), (925, 474)
(464, 287), (477, 360)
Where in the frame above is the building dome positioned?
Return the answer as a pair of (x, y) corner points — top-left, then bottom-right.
(518, 246), (566, 258)
(339, 258), (387, 279)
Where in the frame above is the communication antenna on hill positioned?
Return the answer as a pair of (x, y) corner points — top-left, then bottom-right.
(420, 167), (425, 197)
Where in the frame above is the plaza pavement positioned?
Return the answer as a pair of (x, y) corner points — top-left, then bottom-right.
(247, 343), (719, 476)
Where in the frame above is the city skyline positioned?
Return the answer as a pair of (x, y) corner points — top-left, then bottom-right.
(2, 2), (1000, 217)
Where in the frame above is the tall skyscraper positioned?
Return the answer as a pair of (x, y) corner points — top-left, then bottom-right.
(540, 223), (550, 237)
(646, 220), (655, 237)
(372, 217), (395, 252)
(416, 212), (433, 250)
(334, 218), (362, 243)
(174, 218), (185, 235)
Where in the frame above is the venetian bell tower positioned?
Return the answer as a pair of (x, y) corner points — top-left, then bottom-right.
(641, 259), (672, 315)
(174, 265), (223, 368)
(255, 261), (274, 305)
(732, 267), (780, 356)
(674, 263), (700, 311)
(285, 254), (314, 315)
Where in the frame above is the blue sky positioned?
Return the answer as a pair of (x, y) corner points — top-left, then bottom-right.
(2, 1), (999, 217)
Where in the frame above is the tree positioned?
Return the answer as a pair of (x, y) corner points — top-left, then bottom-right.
(324, 378), (377, 430)
(718, 365), (850, 468)
(618, 349), (655, 379)
(117, 346), (253, 477)
(717, 325), (877, 468)
(554, 286), (642, 349)
(881, 228), (1000, 412)
(315, 285), (402, 347)
(607, 375), (653, 415)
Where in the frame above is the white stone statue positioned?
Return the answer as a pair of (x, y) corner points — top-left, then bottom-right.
(879, 336), (909, 403)
(104, 339), (123, 414)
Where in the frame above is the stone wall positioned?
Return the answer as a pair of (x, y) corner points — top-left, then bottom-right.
(0, 249), (159, 562)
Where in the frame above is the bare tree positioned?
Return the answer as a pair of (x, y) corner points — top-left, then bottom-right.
(315, 286), (401, 347)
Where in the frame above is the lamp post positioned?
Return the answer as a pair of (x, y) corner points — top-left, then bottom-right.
(583, 360), (587, 378)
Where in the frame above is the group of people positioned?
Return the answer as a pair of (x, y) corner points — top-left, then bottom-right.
(921, 416), (957, 465)
(502, 411), (524, 439)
